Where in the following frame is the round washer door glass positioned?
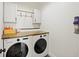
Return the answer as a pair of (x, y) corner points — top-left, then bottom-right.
(6, 43), (28, 57)
(34, 38), (47, 54)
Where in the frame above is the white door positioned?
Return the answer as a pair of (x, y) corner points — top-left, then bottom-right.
(0, 2), (3, 57)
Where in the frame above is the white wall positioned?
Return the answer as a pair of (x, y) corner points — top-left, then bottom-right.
(0, 2), (3, 57)
(15, 2), (49, 11)
(16, 3), (42, 31)
(4, 2), (49, 30)
(4, 2), (43, 29)
(41, 2), (79, 57)
(16, 3), (48, 29)
(0, 2), (3, 38)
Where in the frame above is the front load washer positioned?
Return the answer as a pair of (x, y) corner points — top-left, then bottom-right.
(32, 33), (49, 57)
(3, 36), (32, 57)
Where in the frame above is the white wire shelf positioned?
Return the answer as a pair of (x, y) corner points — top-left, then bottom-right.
(17, 10), (34, 14)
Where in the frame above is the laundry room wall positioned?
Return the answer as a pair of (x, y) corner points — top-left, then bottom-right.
(16, 2), (49, 29)
(41, 2), (79, 57)
(16, 3), (33, 29)
(0, 2), (3, 57)
(5, 2), (43, 30)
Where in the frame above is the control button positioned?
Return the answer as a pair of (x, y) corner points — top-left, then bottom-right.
(17, 39), (20, 41)
(40, 35), (42, 37)
(23, 38), (28, 40)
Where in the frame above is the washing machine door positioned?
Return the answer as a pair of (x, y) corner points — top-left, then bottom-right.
(34, 38), (47, 54)
(6, 42), (28, 57)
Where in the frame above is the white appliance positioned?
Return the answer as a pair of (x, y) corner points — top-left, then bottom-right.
(3, 36), (32, 57)
(0, 2), (3, 57)
(32, 33), (49, 57)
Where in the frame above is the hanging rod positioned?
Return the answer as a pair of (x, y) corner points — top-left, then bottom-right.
(17, 10), (34, 14)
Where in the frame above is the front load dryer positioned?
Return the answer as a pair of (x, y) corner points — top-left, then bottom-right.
(3, 36), (32, 57)
(32, 33), (49, 57)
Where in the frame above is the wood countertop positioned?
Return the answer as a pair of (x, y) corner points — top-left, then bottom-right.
(2, 31), (49, 39)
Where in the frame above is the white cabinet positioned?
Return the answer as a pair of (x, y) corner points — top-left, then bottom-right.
(0, 2), (3, 57)
(33, 9), (41, 23)
(4, 3), (17, 23)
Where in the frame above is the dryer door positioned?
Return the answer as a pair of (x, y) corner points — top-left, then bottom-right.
(34, 38), (47, 54)
(6, 42), (28, 57)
